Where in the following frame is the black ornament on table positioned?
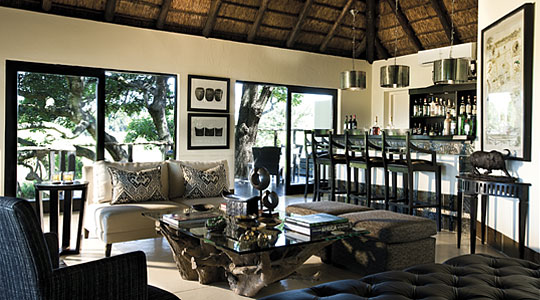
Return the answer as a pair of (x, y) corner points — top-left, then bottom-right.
(468, 149), (514, 178)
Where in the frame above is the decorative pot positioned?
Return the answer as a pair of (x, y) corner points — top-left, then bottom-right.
(205, 88), (215, 101)
(194, 87), (205, 101)
(214, 89), (223, 102)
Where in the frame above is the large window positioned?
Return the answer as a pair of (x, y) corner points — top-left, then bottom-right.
(4, 61), (177, 198)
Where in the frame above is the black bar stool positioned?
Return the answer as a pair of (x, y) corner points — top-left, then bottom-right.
(386, 131), (442, 230)
(311, 130), (347, 202)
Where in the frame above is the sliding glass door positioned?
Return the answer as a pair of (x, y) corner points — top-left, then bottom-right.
(285, 87), (337, 195)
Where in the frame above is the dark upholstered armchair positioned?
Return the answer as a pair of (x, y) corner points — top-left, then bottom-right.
(252, 146), (282, 183)
(0, 197), (179, 300)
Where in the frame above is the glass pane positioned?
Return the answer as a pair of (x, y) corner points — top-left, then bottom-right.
(290, 93), (333, 186)
(16, 72), (97, 199)
(104, 72), (176, 162)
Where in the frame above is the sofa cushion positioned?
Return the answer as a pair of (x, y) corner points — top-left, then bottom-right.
(108, 166), (166, 204)
(339, 210), (436, 244)
(182, 164), (228, 199)
(286, 201), (372, 216)
(167, 159), (230, 199)
(93, 161), (169, 203)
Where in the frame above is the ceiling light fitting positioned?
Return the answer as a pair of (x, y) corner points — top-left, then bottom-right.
(380, 0), (410, 88)
(432, 0), (468, 84)
(340, 9), (366, 90)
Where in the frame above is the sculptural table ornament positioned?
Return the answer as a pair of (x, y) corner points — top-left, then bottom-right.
(145, 212), (366, 297)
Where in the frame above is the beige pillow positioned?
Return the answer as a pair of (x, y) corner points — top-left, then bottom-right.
(93, 161), (169, 203)
(167, 159), (229, 199)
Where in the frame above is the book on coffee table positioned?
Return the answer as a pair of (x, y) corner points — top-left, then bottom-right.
(162, 211), (219, 227)
(284, 213), (351, 236)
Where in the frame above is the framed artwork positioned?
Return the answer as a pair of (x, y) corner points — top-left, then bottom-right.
(188, 113), (230, 149)
(481, 3), (534, 161)
(188, 75), (230, 112)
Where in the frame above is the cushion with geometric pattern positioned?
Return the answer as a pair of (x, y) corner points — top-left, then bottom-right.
(108, 165), (166, 204)
(182, 163), (228, 199)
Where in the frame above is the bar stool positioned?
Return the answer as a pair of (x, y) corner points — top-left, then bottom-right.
(311, 130), (347, 202)
(303, 130), (313, 199)
(386, 131), (442, 230)
(345, 130), (388, 207)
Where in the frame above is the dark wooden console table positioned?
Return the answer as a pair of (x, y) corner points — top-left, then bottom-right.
(34, 181), (88, 255)
(456, 174), (530, 259)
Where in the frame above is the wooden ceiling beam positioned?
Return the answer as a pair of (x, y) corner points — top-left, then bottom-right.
(354, 37), (367, 58)
(366, 0), (376, 63)
(383, 0), (423, 52)
(429, 0), (461, 44)
(41, 0), (52, 11)
(319, 0), (354, 53)
(203, 0), (223, 37)
(286, 0), (313, 48)
(247, 0), (269, 42)
(156, 0), (172, 29)
(104, 0), (117, 22)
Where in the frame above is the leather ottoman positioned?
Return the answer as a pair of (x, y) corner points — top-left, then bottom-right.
(260, 254), (540, 300)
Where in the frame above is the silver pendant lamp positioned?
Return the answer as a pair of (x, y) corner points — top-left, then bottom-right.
(340, 9), (366, 90)
(433, 0), (468, 84)
(380, 0), (410, 88)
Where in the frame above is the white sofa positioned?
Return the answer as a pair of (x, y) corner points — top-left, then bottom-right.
(82, 159), (230, 256)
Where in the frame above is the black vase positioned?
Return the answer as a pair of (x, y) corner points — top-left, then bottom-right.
(215, 127), (223, 136)
(194, 127), (204, 136)
(195, 87), (204, 101)
(214, 89), (223, 102)
(204, 127), (215, 136)
(205, 88), (215, 101)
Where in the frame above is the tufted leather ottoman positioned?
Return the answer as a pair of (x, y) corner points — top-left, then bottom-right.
(260, 254), (540, 300)
(286, 201), (373, 216)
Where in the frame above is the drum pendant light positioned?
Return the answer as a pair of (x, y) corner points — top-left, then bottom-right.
(433, 0), (468, 84)
(340, 9), (366, 90)
(380, 0), (410, 88)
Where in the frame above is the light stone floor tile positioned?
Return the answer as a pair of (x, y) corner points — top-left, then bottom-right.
(53, 194), (504, 300)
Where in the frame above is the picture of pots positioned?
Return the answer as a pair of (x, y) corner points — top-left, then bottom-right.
(195, 127), (204, 136)
(204, 127), (215, 136)
(215, 127), (223, 136)
(205, 88), (215, 101)
(214, 89), (223, 102)
(195, 87), (205, 101)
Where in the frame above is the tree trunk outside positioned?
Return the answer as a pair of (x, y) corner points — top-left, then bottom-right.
(234, 84), (273, 179)
(147, 76), (173, 157)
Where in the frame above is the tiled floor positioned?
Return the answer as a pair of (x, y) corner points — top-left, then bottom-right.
(58, 194), (503, 300)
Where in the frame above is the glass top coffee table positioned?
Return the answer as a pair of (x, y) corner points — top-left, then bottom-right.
(143, 209), (367, 297)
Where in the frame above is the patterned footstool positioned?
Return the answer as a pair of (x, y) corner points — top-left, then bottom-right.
(286, 201), (372, 216)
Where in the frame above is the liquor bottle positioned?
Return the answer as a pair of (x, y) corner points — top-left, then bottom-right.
(423, 98), (429, 117)
(348, 115), (354, 130)
(413, 99), (418, 117)
(430, 97), (436, 117)
(450, 114), (457, 135)
(458, 102), (466, 135)
(463, 114), (472, 136)
(371, 116), (381, 135)
(352, 114), (358, 129)
(387, 116), (395, 129)
(423, 125), (428, 136)
(471, 113), (477, 137)
(472, 96), (477, 116)
(344, 115), (349, 131)
(429, 124), (435, 136)
(466, 95), (472, 115)
(443, 112), (452, 136)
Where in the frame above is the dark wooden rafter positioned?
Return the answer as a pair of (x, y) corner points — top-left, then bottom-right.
(366, 0), (376, 63)
(383, 0), (423, 52)
(375, 38), (389, 59)
(203, 0), (223, 37)
(41, 0), (52, 11)
(429, 0), (461, 44)
(156, 0), (172, 29)
(247, 0), (269, 42)
(286, 0), (313, 48)
(319, 0), (354, 52)
(104, 0), (117, 22)
(354, 37), (367, 58)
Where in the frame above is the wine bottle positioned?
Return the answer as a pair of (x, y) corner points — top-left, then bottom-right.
(458, 102), (466, 135)
(466, 95), (472, 115)
(464, 114), (472, 136)
(353, 114), (358, 129)
(443, 112), (451, 136)
(344, 115), (349, 131)
(371, 116), (380, 135)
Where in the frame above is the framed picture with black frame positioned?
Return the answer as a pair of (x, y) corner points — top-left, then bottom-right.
(188, 113), (230, 149)
(481, 3), (534, 161)
(188, 75), (230, 112)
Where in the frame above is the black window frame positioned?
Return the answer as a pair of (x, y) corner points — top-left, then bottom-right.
(4, 60), (178, 197)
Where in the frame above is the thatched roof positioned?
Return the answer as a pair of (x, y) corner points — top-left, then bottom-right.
(0, 0), (478, 62)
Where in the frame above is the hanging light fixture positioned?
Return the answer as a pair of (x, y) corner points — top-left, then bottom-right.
(380, 0), (410, 88)
(340, 9), (366, 90)
(433, 0), (468, 84)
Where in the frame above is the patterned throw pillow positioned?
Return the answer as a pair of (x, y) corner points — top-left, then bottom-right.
(108, 165), (166, 204)
(182, 164), (228, 199)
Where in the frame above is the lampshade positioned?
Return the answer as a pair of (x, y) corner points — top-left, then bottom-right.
(380, 65), (410, 88)
(340, 70), (366, 90)
(433, 58), (469, 84)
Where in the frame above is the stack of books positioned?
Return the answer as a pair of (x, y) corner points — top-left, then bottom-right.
(162, 211), (219, 228)
(284, 213), (351, 240)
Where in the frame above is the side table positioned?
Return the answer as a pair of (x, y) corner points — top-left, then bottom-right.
(34, 181), (89, 255)
(456, 174), (530, 259)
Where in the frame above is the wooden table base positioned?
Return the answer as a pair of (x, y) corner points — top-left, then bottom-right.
(160, 224), (333, 297)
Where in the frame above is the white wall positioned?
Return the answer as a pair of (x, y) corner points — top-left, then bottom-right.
(477, 0), (540, 253)
(0, 7), (371, 194)
(368, 1), (540, 253)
